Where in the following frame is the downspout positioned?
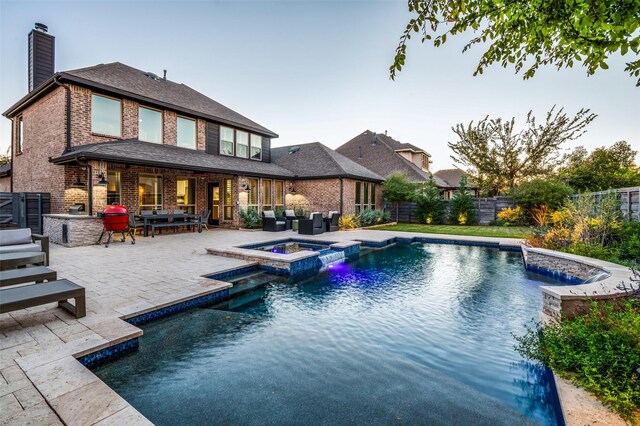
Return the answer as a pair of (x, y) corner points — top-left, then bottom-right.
(75, 159), (93, 216)
(339, 177), (344, 213)
(53, 75), (71, 151)
(9, 121), (14, 192)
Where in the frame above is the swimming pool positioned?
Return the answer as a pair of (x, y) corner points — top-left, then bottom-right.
(93, 243), (565, 425)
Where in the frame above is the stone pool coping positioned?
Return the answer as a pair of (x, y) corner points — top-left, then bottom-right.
(4, 229), (629, 425)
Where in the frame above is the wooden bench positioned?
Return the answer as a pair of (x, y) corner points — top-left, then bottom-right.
(0, 266), (58, 287)
(0, 279), (86, 318)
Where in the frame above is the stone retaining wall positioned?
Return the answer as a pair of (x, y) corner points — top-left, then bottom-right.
(522, 246), (632, 319)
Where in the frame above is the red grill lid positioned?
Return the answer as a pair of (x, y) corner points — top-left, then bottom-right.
(103, 205), (129, 214)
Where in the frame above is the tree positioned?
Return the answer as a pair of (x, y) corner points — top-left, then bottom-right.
(390, 0), (640, 86)
(415, 174), (444, 224)
(558, 141), (640, 191)
(510, 179), (573, 211)
(0, 147), (9, 166)
(448, 106), (596, 196)
(449, 176), (476, 224)
(382, 172), (416, 222)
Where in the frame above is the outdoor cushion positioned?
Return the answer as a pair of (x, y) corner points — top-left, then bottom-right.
(285, 210), (296, 217)
(276, 221), (285, 225)
(0, 229), (32, 246)
(328, 211), (339, 218)
(263, 210), (276, 218)
(309, 211), (320, 219)
(0, 243), (42, 254)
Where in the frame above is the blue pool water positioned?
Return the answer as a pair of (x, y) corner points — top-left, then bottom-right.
(93, 243), (565, 425)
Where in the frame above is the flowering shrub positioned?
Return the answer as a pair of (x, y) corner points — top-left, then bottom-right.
(514, 296), (640, 422)
(497, 206), (527, 226)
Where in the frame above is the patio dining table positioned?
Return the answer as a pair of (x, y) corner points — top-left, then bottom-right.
(140, 213), (202, 237)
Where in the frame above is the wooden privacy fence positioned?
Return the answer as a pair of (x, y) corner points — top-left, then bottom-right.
(569, 186), (639, 221)
(0, 192), (51, 234)
(386, 196), (515, 225)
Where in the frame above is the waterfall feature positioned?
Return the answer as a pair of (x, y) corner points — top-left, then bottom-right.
(583, 271), (611, 284)
(318, 250), (345, 268)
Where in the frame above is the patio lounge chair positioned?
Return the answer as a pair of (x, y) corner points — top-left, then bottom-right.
(0, 229), (50, 266)
(298, 212), (324, 235)
(324, 211), (341, 232)
(284, 210), (297, 228)
(262, 210), (287, 232)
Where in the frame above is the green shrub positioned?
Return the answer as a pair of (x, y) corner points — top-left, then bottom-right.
(449, 176), (476, 225)
(339, 214), (360, 230)
(239, 208), (261, 229)
(383, 172), (417, 222)
(497, 206), (527, 226)
(510, 179), (573, 212)
(358, 209), (390, 227)
(514, 297), (640, 422)
(415, 175), (444, 224)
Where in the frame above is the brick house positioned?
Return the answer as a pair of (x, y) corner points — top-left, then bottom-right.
(2, 25), (382, 235)
(336, 130), (478, 197)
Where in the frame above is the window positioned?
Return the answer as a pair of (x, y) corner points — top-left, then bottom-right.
(220, 126), (234, 156)
(138, 174), (163, 211)
(355, 182), (361, 214)
(363, 182), (369, 210)
(223, 178), (233, 220)
(422, 154), (429, 170)
(262, 179), (272, 210)
(177, 117), (196, 149)
(247, 178), (259, 211)
(91, 94), (121, 136)
(107, 172), (121, 205)
(177, 178), (196, 214)
(371, 184), (376, 209)
(275, 180), (284, 211)
(16, 116), (23, 154)
(139, 107), (162, 143)
(250, 134), (262, 160)
(236, 131), (249, 158)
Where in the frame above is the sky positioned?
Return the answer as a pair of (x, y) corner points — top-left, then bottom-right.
(1, 0), (638, 171)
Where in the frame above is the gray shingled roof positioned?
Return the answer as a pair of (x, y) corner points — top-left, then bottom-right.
(51, 139), (294, 178)
(4, 62), (277, 138)
(271, 142), (384, 182)
(434, 168), (477, 189)
(336, 130), (446, 185)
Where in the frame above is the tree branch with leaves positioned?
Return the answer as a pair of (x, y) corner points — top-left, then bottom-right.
(390, 0), (640, 86)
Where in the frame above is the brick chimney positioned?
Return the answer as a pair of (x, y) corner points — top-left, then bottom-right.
(28, 23), (55, 92)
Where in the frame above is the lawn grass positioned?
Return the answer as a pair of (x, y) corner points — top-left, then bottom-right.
(373, 223), (532, 238)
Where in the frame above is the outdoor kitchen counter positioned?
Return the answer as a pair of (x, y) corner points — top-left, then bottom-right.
(43, 214), (103, 247)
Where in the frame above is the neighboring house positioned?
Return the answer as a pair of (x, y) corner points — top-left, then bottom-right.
(433, 169), (480, 199)
(271, 143), (384, 215)
(2, 24), (381, 231)
(0, 162), (10, 192)
(336, 130), (449, 186)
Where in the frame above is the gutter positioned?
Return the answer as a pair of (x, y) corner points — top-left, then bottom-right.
(53, 76), (72, 151)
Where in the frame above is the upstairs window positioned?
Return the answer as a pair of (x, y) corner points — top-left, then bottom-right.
(177, 117), (196, 149)
(139, 107), (162, 143)
(16, 116), (23, 154)
(250, 134), (262, 160)
(91, 94), (121, 136)
(220, 126), (234, 156)
(236, 131), (249, 158)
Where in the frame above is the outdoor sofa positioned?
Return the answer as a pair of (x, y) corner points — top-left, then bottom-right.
(0, 228), (50, 266)
(298, 212), (324, 235)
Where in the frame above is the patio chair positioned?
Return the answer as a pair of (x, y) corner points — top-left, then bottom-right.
(201, 210), (210, 231)
(128, 213), (144, 236)
(262, 210), (287, 232)
(323, 211), (341, 232)
(298, 212), (324, 235)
